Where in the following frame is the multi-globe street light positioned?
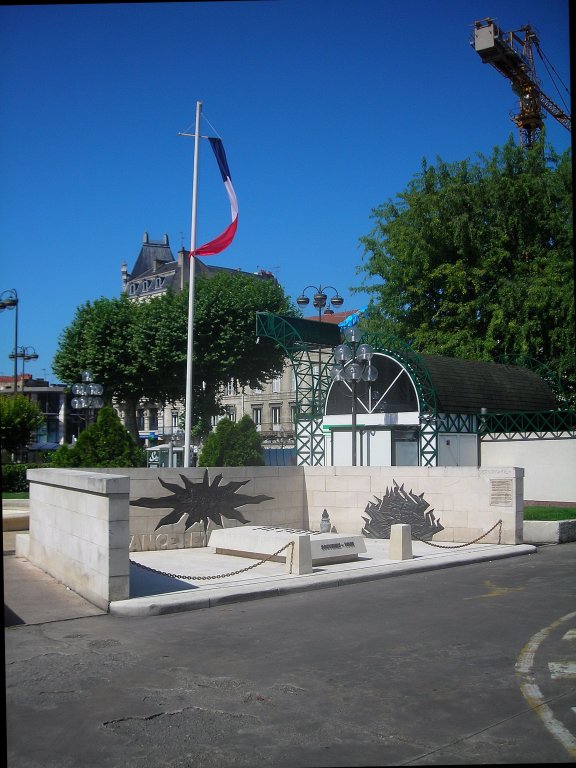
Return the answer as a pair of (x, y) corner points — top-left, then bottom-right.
(296, 285), (344, 321)
(8, 345), (38, 391)
(331, 325), (378, 466)
(0, 289), (19, 393)
(297, 284), (345, 410)
(71, 370), (104, 430)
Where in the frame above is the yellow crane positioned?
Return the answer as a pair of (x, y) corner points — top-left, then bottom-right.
(472, 17), (571, 148)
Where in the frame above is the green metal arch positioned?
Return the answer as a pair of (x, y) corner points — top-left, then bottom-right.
(361, 331), (439, 416)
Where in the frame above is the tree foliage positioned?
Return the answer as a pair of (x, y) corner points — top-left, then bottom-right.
(198, 415), (265, 467)
(52, 272), (292, 438)
(50, 406), (145, 467)
(357, 137), (574, 403)
(0, 394), (44, 455)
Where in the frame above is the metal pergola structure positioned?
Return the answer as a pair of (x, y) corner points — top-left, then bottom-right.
(256, 314), (444, 466)
(256, 312), (575, 466)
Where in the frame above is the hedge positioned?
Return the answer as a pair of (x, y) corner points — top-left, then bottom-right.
(2, 464), (51, 493)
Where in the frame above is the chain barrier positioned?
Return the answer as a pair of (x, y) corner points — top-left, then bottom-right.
(129, 541), (295, 582)
(130, 520), (504, 582)
(412, 520), (503, 548)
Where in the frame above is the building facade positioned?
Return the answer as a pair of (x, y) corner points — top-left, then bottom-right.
(120, 232), (287, 461)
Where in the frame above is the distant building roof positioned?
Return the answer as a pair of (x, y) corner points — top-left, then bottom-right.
(123, 232), (276, 300)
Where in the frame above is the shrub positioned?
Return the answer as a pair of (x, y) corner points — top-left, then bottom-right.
(1, 463), (52, 493)
(50, 406), (146, 468)
(198, 415), (264, 467)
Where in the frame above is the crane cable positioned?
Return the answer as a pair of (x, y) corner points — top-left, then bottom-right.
(533, 40), (571, 115)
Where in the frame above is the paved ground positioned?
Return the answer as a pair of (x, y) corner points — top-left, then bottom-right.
(3, 526), (536, 621)
(5, 541), (576, 766)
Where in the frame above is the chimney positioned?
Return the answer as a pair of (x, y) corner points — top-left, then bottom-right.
(178, 247), (189, 291)
(121, 261), (129, 291)
(143, 231), (149, 244)
(163, 233), (169, 245)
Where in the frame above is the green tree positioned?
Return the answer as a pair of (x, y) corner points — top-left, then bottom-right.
(356, 137), (574, 402)
(51, 406), (145, 467)
(0, 394), (44, 457)
(53, 272), (293, 440)
(198, 415), (264, 467)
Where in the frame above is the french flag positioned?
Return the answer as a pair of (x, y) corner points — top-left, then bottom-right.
(191, 138), (238, 258)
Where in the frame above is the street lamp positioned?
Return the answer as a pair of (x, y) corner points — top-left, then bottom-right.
(8, 345), (38, 391)
(330, 326), (378, 466)
(71, 370), (104, 429)
(297, 284), (344, 410)
(0, 289), (19, 393)
(296, 284), (344, 322)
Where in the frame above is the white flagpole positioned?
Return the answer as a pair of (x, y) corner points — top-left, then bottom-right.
(184, 100), (202, 468)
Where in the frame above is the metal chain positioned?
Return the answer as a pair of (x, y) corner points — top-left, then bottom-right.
(130, 541), (295, 582)
(412, 520), (503, 548)
(130, 520), (504, 582)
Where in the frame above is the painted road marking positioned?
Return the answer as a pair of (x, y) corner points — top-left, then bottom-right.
(563, 630), (576, 641)
(465, 579), (524, 599)
(548, 662), (576, 679)
(516, 612), (576, 759)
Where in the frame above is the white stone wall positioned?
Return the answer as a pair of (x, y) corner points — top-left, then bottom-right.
(113, 465), (522, 547)
(90, 466), (306, 552)
(481, 434), (576, 504)
(302, 466), (523, 545)
(19, 465), (524, 609)
(19, 469), (130, 609)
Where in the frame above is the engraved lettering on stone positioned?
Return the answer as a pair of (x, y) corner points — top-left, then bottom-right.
(490, 479), (513, 506)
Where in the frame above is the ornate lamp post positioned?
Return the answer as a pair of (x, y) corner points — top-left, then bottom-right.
(296, 285), (344, 321)
(8, 345), (38, 391)
(330, 326), (378, 466)
(297, 284), (344, 409)
(0, 289), (19, 393)
(71, 370), (104, 430)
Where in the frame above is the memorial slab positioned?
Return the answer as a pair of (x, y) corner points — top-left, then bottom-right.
(208, 525), (367, 565)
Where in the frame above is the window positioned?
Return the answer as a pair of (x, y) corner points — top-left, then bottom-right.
(271, 404), (281, 425)
(252, 406), (262, 425)
(149, 408), (158, 431)
(136, 409), (145, 430)
(129, 283), (139, 295)
(225, 406), (236, 422)
(272, 376), (281, 393)
(226, 380), (235, 396)
(142, 280), (151, 292)
(171, 411), (179, 429)
(155, 276), (164, 289)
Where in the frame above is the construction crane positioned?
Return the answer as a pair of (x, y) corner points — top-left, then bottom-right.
(472, 18), (571, 148)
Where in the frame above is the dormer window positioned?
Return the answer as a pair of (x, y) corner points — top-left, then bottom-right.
(129, 283), (139, 295)
(142, 280), (151, 292)
(155, 277), (164, 289)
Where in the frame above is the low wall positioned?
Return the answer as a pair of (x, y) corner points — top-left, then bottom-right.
(93, 465), (522, 548)
(18, 468), (130, 609)
(303, 466), (523, 545)
(91, 466), (306, 552)
(16, 465), (523, 609)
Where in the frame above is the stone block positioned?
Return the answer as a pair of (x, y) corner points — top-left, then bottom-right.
(389, 524), (413, 560)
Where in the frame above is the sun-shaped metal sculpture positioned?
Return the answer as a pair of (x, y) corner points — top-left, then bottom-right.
(131, 470), (273, 540)
(361, 480), (444, 541)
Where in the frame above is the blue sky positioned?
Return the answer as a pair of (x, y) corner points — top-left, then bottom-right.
(0, 0), (571, 382)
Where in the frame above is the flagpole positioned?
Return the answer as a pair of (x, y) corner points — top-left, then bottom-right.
(184, 100), (202, 468)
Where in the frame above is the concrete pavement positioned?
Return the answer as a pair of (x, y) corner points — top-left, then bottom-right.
(3, 520), (537, 624)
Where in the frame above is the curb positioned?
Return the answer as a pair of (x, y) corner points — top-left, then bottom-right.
(523, 519), (576, 545)
(110, 544), (537, 617)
